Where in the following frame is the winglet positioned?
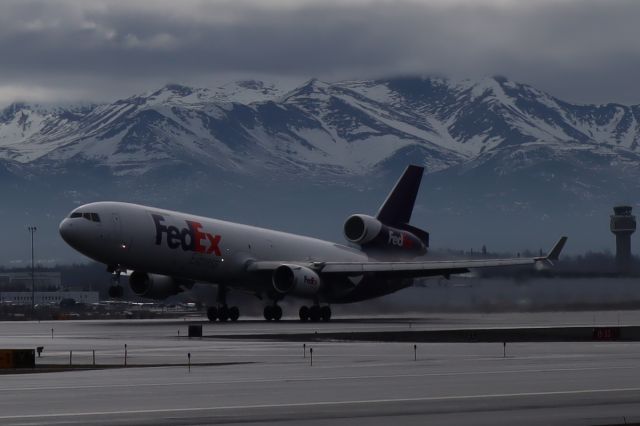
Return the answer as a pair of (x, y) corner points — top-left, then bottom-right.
(537, 236), (568, 262)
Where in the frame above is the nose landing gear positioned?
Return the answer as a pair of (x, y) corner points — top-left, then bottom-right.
(108, 265), (124, 299)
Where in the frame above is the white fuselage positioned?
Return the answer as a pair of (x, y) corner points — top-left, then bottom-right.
(59, 202), (409, 302)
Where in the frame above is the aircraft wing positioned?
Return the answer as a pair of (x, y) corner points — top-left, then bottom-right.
(247, 237), (567, 278)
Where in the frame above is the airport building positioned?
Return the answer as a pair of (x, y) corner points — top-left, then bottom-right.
(0, 291), (99, 305)
(0, 271), (99, 305)
(0, 271), (62, 291)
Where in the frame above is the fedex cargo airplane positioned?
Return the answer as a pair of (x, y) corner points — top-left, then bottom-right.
(59, 165), (566, 322)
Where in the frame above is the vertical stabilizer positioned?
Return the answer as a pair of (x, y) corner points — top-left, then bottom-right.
(376, 165), (424, 226)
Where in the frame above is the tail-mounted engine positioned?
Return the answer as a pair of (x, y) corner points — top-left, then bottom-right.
(129, 272), (184, 300)
(344, 214), (428, 257)
(272, 264), (321, 298)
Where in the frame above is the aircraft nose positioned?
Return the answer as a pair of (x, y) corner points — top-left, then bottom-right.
(59, 218), (79, 247)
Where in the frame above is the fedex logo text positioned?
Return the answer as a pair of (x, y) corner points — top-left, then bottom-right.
(388, 230), (404, 247)
(152, 214), (222, 256)
(303, 275), (318, 286)
(388, 230), (414, 249)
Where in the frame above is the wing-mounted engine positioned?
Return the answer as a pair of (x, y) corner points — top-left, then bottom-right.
(129, 271), (188, 300)
(272, 264), (321, 298)
(344, 214), (428, 257)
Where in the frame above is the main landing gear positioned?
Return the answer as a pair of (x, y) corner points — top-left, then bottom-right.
(207, 305), (240, 322)
(260, 303), (332, 322)
(207, 285), (240, 322)
(263, 304), (283, 321)
(299, 305), (331, 322)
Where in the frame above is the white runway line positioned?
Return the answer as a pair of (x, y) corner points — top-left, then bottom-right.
(0, 364), (634, 392)
(1, 386), (640, 420)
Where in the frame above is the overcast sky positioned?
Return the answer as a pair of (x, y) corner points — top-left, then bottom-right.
(1, 0), (639, 106)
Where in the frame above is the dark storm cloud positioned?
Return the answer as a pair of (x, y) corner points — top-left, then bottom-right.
(0, 0), (639, 105)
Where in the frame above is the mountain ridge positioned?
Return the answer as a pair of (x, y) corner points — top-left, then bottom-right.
(2, 76), (638, 179)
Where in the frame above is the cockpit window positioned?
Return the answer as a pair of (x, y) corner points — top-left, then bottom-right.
(69, 211), (101, 222)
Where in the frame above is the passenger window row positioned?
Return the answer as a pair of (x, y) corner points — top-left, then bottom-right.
(69, 212), (101, 222)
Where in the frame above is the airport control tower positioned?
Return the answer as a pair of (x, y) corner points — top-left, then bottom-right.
(610, 205), (636, 274)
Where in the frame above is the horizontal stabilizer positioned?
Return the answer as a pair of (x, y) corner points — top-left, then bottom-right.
(399, 223), (430, 248)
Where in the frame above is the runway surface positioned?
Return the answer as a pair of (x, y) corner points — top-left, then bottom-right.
(1, 311), (640, 425)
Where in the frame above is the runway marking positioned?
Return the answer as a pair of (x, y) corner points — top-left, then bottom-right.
(0, 364), (635, 392)
(2, 386), (640, 420)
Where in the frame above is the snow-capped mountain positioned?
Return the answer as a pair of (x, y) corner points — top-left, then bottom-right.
(2, 76), (639, 178)
(1, 76), (639, 263)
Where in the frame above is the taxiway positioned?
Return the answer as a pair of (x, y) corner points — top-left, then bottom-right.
(1, 312), (640, 425)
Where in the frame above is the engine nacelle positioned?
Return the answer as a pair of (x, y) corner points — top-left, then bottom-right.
(343, 214), (383, 245)
(272, 264), (321, 298)
(343, 214), (428, 256)
(129, 272), (182, 300)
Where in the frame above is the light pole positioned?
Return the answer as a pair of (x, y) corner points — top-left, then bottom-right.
(28, 226), (37, 316)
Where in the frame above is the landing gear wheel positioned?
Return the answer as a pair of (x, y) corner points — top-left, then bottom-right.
(264, 305), (282, 321)
(320, 306), (332, 322)
(218, 305), (230, 322)
(273, 305), (283, 321)
(309, 305), (321, 322)
(229, 306), (240, 322)
(264, 305), (274, 321)
(207, 306), (218, 322)
(108, 285), (124, 299)
(299, 306), (310, 321)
